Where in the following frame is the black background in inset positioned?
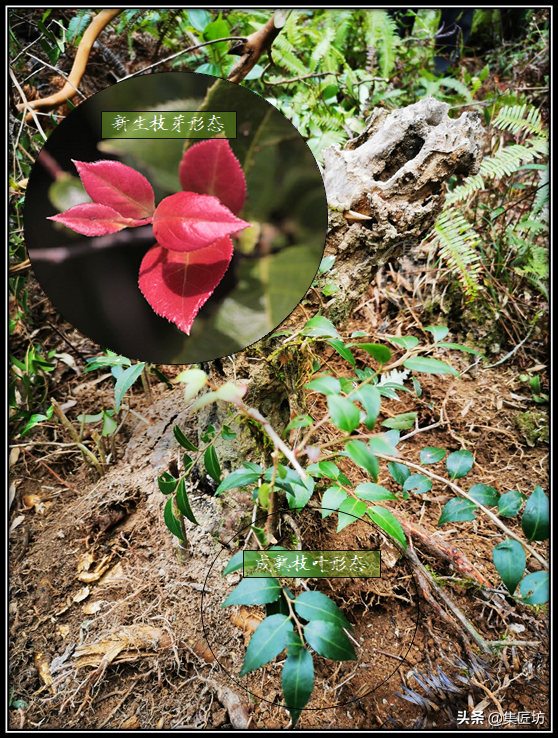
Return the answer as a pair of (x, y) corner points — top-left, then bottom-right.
(200, 505), (421, 712)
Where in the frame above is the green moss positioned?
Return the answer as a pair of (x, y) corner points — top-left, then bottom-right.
(515, 410), (549, 447)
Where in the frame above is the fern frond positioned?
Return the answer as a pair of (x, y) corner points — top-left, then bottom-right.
(445, 174), (484, 205)
(480, 144), (540, 179)
(494, 104), (543, 136)
(532, 167), (549, 218)
(363, 9), (399, 78)
(310, 26), (335, 72)
(273, 35), (308, 76)
(432, 211), (482, 299)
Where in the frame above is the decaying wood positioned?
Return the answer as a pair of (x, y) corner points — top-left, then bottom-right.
(227, 11), (287, 84)
(320, 96), (484, 323)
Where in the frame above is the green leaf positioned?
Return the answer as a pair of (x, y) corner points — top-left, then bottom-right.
(173, 425), (198, 451)
(328, 339), (355, 367)
(383, 429), (400, 447)
(356, 343), (392, 364)
(251, 525), (268, 547)
(204, 446), (221, 483)
(337, 498), (367, 532)
(187, 8), (212, 32)
(305, 376), (341, 395)
(302, 316), (339, 338)
(323, 283), (339, 297)
(304, 621), (357, 661)
(446, 449), (474, 479)
(387, 336), (419, 349)
(158, 471), (178, 496)
(519, 571), (549, 605)
(183, 453), (194, 475)
(420, 447), (446, 465)
(328, 395), (360, 433)
(163, 497), (185, 541)
(282, 647), (314, 728)
(222, 577), (282, 607)
(113, 363), (146, 412)
(345, 440), (379, 481)
(521, 486), (549, 541)
(175, 478), (200, 525)
(492, 539), (525, 595)
(388, 462), (410, 486)
(239, 614), (294, 676)
(266, 585), (295, 618)
(215, 467), (261, 495)
(317, 462), (339, 479)
(368, 435), (400, 457)
(468, 484), (499, 506)
(425, 326), (449, 342)
(368, 506), (407, 549)
(176, 368), (208, 402)
(321, 486), (347, 518)
(436, 342), (483, 355)
(294, 591), (353, 631)
(221, 424), (237, 440)
(438, 498), (478, 524)
(412, 377), (422, 397)
(403, 357), (459, 376)
(381, 412), (417, 430)
(403, 475), (432, 495)
(353, 385), (381, 430)
(101, 410), (118, 437)
(286, 477), (314, 510)
(319, 255), (335, 273)
(283, 415), (313, 435)
(498, 490), (522, 517)
(222, 550), (262, 577)
(355, 483), (397, 501)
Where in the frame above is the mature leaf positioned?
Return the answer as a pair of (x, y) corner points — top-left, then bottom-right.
(114, 362), (145, 412)
(158, 471), (178, 496)
(72, 159), (155, 218)
(294, 591), (353, 631)
(425, 325), (449, 342)
(321, 486), (347, 518)
(222, 577), (281, 607)
(403, 474), (432, 495)
(304, 621), (357, 661)
(438, 498), (478, 524)
(353, 385), (381, 430)
(179, 139), (246, 215)
(381, 412), (416, 430)
(387, 335), (419, 349)
(337, 497), (367, 531)
(152, 192), (250, 252)
(302, 315), (339, 338)
(521, 486), (549, 541)
(519, 571), (549, 605)
(48, 202), (147, 236)
(173, 425), (198, 451)
(446, 449), (474, 479)
(356, 343), (392, 364)
(222, 548), (286, 577)
(368, 506), (407, 549)
(388, 461), (410, 486)
(420, 447), (446, 465)
(163, 497), (185, 541)
(368, 436), (400, 457)
(317, 462), (339, 479)
(355, 483), (397, 501)
(468, 484), (499, 506)
(139, 237), (233, 335)
(328, 395), (360, 433)
(492, 539), (525, 595)
(403, 356), (459, 376)
(175, 478), (200, 525)
(436, 342), (483, 355)
(204, 446), (221, 482)
(345, 440), (379, 481)
(498, 490), (522, 517)
(239, 614), (293, 676)
(328, 339), (355, 367)
(305, 376), (341, 395)
(282, 648), (314, 728)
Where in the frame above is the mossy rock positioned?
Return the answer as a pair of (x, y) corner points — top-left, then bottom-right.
(514, 410), (549, 447)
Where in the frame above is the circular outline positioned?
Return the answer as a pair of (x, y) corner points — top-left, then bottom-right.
(199, 504), (420, 713)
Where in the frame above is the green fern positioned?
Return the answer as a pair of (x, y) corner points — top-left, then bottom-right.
(431, 211), (483, 300)
(363, 9), (399, 78)
(493, 104), (543, 137)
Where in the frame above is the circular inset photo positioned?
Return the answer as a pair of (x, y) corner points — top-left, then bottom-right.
(24, 72), (327, 364)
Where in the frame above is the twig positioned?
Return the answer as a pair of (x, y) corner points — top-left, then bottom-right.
(372, 452), (548, 571)
(242, 405), (307, 482)
(9, 67), (47, 139)
(26, 52), (87, 99)
(20, 447), (79, 493)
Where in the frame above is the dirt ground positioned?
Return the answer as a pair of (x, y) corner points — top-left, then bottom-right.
(8, 271), (549, 731)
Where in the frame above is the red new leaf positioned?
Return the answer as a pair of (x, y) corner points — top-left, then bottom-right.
(138, 237), (234, 334)
(47, 203), (149, 236)
(152, 192), (250, 253)
(73, 159), (155, 219)
(179, 139), (246, 215)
